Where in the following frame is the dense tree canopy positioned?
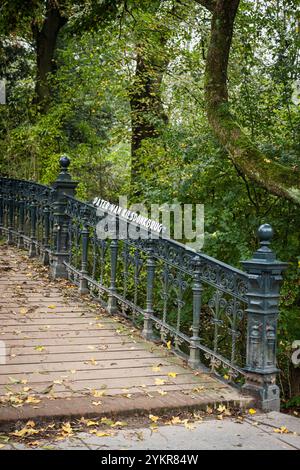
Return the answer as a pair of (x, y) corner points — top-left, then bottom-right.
(0, 0), (300, 400)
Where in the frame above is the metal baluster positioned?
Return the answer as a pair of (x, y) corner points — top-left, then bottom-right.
(188, 256), (202, 369)
(107, 239), (118, 314)
(79, 222), (89, 294)
(29, 201), (37, 257)
(17, 198), (25, 249)
(122, 242), (129, 315)
(142, 239), (155, 340)
(7, 196), (14, 245)
(42, 205), (50, 265)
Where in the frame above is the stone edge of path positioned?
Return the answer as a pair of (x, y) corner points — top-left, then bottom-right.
(0, 392), (254, 427)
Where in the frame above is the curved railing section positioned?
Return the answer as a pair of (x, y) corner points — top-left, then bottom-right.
(0, 157), (288, 411)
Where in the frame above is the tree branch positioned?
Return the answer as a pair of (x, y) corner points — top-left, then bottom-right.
(202, 0), (300, 205)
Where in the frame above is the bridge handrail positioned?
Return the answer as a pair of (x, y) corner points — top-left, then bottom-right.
(0, 157), (288, 411)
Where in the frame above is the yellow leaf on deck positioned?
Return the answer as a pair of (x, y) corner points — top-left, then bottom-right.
(155, 378), (166, 386)
(86, 358), (98, 366)
(92, 389), (106, 398)
(47, 305), (56, 309)
(157, 389), (167, 396)
(248, 408), (257, 415)
(166, 340), (172, 350)
(34, 345), (45, 352)
(274, 426), (289, 434)
(167, 372), (178, 378)
(19, 308), (28, 315)
(25, 396), (41, 405)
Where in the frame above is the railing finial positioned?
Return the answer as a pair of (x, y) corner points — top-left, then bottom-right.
(60, 155), (70, 171)
(57, 155), (71, 182)
(253, 223), (275, 261)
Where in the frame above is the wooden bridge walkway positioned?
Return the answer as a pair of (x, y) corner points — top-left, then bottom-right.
(0, 244), (251, 424)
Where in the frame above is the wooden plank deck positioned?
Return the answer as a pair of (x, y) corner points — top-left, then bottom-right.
(0, 244), (252, 423)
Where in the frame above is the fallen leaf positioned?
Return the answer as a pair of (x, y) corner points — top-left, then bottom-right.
(86, 420), (98, 427)
(47, 305), (56, 309)
(19, 308), (28, 315)
(157, 389), (167, 396)
(26, 421), (35, 428)
(92, 389), (106, 398)
(12, 427), (39, 438)
(100, 417), (114, 426)
(25, 396), (41, 404)
(89, 430), (114, 437)
(167, 372), (178, 378)
(183, 420), (195, 430)
(166, 340), (172, 350)
(86, 358), (98, 366)
(92, 401), (102, 406)
(149, 414), (160, 423)
(34, 345), (45, 352)
(112, 421), (127, 428)
(248, 408), (257, 415)
(274, 426), (289, 434)
(8, 377), (21, 384)
(61, 422), (73, 436)
(152, 366), (161, 372)
(155, 378), (166, 386)
(192, 386), (205, 393)
(217, 405), (226, 413)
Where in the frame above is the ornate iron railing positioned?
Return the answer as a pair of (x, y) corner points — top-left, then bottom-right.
(0, 157), (288, 411)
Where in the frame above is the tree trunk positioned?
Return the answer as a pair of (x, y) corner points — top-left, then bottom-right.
(198, 0), (300, 205)
(32, 1), (67, 113)
(130, 43), (168, 187)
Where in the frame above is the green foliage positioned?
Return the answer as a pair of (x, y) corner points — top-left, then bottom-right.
(0, 0), (299, 400)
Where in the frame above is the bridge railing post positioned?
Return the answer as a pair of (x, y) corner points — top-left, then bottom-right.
(242, 223), (288, 411)
(188, 256), (202, 369)
(50, 156), (77, 279)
